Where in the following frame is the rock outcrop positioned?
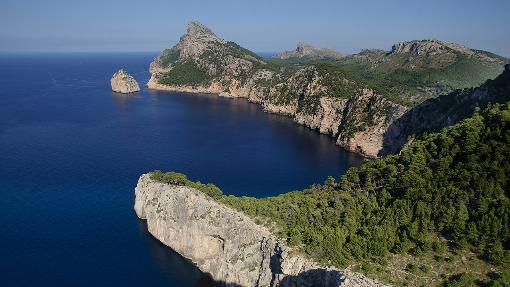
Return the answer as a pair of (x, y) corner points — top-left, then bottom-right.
(111, 69), (140, 93)
(390, 39), (506, 64)
(275, 43), (344, 60)
(134, 174), (387, 287)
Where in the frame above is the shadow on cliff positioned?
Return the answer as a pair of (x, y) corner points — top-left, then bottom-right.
(379, 66), (510, 157)
(193, 273), (241, 287)
(195, 269), (344, 287)
(278, 269), (344, 287)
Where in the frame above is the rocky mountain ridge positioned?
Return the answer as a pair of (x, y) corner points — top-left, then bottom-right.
(390, 39), (504, 64)
(134, 174), (387, 287)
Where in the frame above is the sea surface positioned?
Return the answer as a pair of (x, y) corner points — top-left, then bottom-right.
(0, 53), (363, 286)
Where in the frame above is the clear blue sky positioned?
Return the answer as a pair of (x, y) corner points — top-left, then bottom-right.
(1, 0), (509, 56)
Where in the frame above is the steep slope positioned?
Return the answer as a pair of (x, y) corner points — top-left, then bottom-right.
(336, 39), (508, 103)
(381, 64), (510, 155)
(148, 21), (281, 103)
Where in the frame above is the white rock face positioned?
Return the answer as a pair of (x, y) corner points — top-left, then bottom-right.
(134, 174), (388, 287)
(111, 69), (140, 93)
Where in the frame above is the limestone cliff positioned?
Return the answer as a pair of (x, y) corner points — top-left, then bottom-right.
(134, 174), (386, 287)
(111, 69), (140, 93)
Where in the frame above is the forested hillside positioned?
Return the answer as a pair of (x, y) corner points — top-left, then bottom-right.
(152, 102), (510, 286)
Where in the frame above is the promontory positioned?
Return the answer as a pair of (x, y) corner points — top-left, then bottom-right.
(147, 21), (508, 157)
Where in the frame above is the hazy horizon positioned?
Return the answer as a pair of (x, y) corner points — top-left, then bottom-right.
(1, 0), (509, 57)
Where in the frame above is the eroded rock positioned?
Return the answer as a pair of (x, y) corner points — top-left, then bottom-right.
(111, 69), (140, 94)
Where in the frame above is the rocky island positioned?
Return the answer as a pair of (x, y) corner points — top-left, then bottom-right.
(147, 21), (508, 157)
(111, 69), (140, 93)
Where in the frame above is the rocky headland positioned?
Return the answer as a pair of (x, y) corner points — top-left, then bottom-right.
(111, 69), (140, 93)
(134, 174), (386, 287)
(146, 21), (508, 157)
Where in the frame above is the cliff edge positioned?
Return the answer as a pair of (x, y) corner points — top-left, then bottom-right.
(134, 174), (386, 287)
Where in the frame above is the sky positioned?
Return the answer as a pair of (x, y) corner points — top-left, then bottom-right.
(1, 0), (509, 57)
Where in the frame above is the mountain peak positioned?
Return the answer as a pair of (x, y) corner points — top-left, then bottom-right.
(296, 43), (314, 51)
(275, 43), (343, 60)
(186, 21), (216, 38)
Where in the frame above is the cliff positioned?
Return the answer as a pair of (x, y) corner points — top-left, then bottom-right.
(134, 174), (386, 287)
(111, 69), (140, 93)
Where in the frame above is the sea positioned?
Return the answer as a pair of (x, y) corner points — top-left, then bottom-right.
(0, 52), (362, 286)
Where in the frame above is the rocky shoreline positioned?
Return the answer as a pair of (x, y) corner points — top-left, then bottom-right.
(147, 70), (408, 158)
(134, 174), (387, 287)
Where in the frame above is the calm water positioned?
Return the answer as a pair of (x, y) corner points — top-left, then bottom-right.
(0, 53), (363, 286)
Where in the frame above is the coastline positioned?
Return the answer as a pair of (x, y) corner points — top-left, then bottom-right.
(146, 76), (386, 158)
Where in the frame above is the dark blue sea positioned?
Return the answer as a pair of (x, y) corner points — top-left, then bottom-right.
(0, 53), (363, 286)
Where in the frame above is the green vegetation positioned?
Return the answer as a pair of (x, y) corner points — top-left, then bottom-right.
(331, 51), (508, 104)
(158, 48), (180, 67)
(150, 170), (223, 199)
(151, 102), (510, 286)
(158, 61), (211, 86)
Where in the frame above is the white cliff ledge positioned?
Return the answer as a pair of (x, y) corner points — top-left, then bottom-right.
(111, 69), (140, 94)
(134, 174), (387, 287)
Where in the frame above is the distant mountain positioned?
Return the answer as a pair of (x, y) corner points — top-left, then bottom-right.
(148, 22), (509, 157)
(335, 39), (508, 103)
(148, 21), (269, 89)
(273, 43), (343, 61)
